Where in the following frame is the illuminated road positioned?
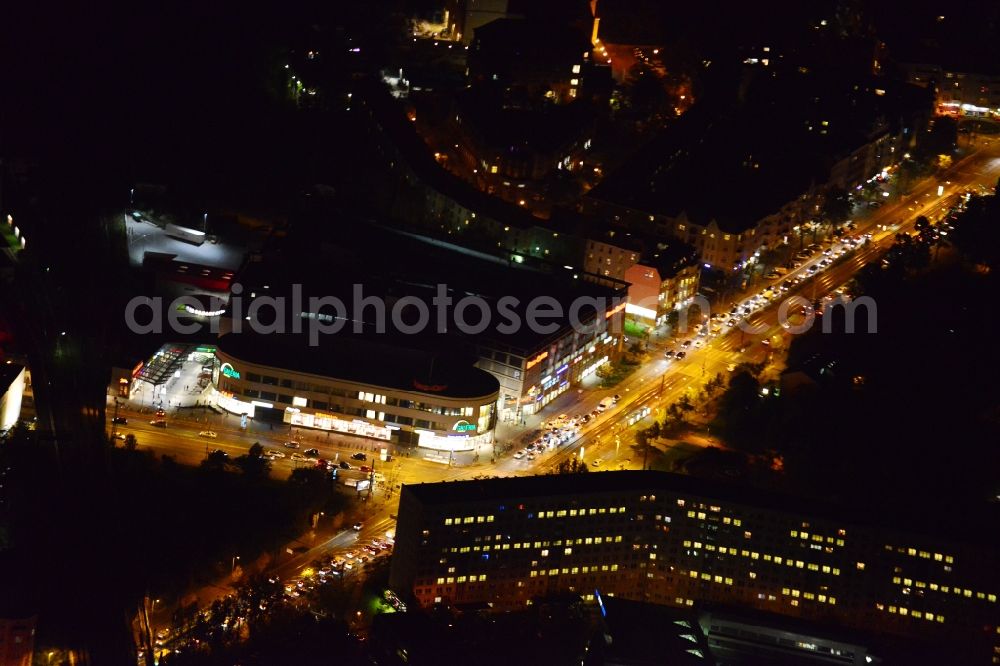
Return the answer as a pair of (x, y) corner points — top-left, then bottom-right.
(115, 143), (1000, 641)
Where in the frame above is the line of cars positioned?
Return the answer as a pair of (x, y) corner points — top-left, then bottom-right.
(662, 234), (870, 358)
(516, 396), (621, 461)
(284, 538), (394, 599)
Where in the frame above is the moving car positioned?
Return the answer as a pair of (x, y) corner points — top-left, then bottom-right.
(112, 417), (127, 425)
(212, 449), (229, 458)
(150, 419), (167, 428)
(283, 441), (301, 449)
(304, 448), (320, 457)
(591, 459), (603, 468)
(198, 430), (218, 439)
(290, 453), (307, 462)
(268, 450), (286, 459)
(353, 523), (363, 531)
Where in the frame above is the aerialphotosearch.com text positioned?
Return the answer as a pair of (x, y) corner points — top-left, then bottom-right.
(125, 283), (877, 344)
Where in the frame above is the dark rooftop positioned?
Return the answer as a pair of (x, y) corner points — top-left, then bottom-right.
(589, 70), (928, 233)
(216, 329), (499, 400)
(400, 470), (999, 550)
(587, 107), (822, 232)
(0, 362), (24, 394)
(237, 222), (626, 353)
(598, 596), (711, 666)
(360, 78), (543, 231)
(470, 18), (592, 72)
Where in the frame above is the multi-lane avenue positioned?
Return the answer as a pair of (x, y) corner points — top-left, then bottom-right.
(113, 141), (1000, 635)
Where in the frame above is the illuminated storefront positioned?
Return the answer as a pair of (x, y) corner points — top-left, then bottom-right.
(285, 408), (392, 441)
(210, 334), (499, 451)
(520, 331), (616, 416)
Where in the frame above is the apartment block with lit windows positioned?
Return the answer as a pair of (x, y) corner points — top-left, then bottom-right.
(389, 471), (999, 663)
(580, 230), (699, 325)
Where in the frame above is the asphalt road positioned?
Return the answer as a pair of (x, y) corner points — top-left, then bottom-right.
(114, 142), (1000, 637)
(117, 142), (1000, 490)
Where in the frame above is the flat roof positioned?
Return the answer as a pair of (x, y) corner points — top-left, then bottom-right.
(216, 330), (499, 400)
(400, 470), (999, 550)
(236, 224), (625, 354)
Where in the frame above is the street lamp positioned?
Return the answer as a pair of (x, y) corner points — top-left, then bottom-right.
(231, 555), (240, 573)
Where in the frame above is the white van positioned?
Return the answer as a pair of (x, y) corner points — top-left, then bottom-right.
(598, 397), (615, 411)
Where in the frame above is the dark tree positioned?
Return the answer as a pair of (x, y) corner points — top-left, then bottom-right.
(200, 449), (229, 472)
(822, 186), (852, 224)
(234, 443), (272, 479)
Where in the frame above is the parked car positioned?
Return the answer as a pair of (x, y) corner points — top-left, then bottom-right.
(339, 461), (352, 469)
(304, 448), (320, 457)
(268, 450), (286, 459)
(351, 452), (367, 461)
(212, 449), (229, 458)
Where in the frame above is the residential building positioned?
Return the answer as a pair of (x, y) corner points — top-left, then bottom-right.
(578, 226), (700, 326)
(902, 63), (1000, 118)
(389, 471), (999, 664)
(467, 18), (594, 106)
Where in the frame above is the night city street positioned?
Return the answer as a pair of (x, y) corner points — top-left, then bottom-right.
(2, 1), (1000, 665)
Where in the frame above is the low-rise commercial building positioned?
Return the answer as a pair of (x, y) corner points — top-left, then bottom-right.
(233, 223), (625, 425)
(390, 471), (999, 663)
(211, 332), (499, 452)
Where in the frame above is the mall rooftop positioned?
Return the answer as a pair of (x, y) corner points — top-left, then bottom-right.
(216, 330), (499, 400)
(233, 222), (627, 353)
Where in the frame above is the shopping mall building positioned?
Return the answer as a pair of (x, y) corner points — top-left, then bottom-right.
(209, 331), (500, 452)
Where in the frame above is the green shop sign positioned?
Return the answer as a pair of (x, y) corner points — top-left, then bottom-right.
(221, 363), (241, 380)
(453, 420), (476, 432)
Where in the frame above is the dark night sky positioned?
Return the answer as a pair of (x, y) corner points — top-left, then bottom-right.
(2, 0), (998, 206)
